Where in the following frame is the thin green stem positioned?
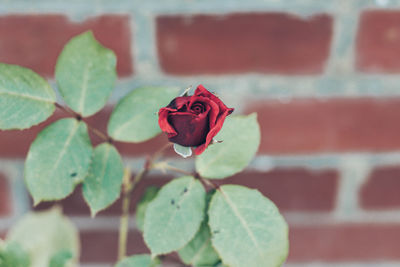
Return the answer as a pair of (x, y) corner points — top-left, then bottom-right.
(153, 162), (193, 177)
(118, 167), (132, 261)
(55, 102), (112, 142)
(117, 142), (173, 261)
(152, 162), (218, 189)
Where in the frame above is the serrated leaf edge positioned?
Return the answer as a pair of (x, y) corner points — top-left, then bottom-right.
(25, 118), (93, 205)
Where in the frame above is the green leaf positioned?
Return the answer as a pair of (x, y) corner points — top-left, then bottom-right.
(0, 241), (30, 267)
(135, 186), (160, 232)
(55, 31), (117, 117)
(0, 63), (55, 130)
(144, 176), (206, 255)
(178, 190), (219, 266)
(178, 222), (220, 266)
(49, 250), (73, 267)
(196, 113), (260, 179)
(115, 254), (160, 267)
(82, 143), (124, 217)
(108, 87), (180, 143)
(25, 118), (92, 204)
(208, 185), (289, 267)
(6, 208), (80, 267)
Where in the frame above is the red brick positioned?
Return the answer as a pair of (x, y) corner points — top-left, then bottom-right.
(157, 13), (333, 75)
(0, 15), (132, 77)
(34, 175), (172, 216)
(360, 166), (400, 210)
(80, 230), (182, 264)
(84, 224), (400, 263)
(356, 10), (400, 73)
(0, 174), (12, 217)
(220, 169), (338, 211)
(246, 98), (400, 154)
(289, 224), (400, 261)
(80, 230), (148, 263)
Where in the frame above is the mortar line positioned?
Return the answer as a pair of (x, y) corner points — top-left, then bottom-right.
(324, 0), (360, 75)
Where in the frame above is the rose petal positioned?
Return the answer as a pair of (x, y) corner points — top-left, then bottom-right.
(168, 112), (209, 147)
(194, 108), (231, 155)
(167, 96), (191, 110)
(158, 107), (177, 136)
(195, 85), (231, 113)
(188, 95), (220, 129)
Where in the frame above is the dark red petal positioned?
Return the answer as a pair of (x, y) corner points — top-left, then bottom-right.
(158, 107), (177, 137)
(195, 85), (230, 113)
(194, 108), (231, 155)
(188, 95), (220, 129)
(206, 99), (220, 129)
(167, 96), (191, 110)
(168, 112), (209, 147)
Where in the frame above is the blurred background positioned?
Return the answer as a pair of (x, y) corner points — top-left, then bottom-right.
(1, 0), (400, 266)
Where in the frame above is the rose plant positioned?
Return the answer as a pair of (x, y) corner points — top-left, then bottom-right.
(0, 31), (289, 267)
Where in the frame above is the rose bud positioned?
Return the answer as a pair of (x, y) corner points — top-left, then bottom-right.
(158, 85), (234, 155)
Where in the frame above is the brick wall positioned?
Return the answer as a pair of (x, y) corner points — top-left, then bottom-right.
(1, 0), (400, 266)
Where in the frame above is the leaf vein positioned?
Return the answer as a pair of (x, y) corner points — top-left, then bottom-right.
(0, 91), (53, 103)
(220, 188), (263, 257)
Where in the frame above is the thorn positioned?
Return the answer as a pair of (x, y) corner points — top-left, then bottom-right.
(212, 139), (223, 144)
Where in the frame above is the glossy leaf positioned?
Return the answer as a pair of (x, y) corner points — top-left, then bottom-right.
(0, 241), (30, 267)
(0, 63), (55, 130)
(108, 87), (179, 143)
(208, 185), (289, 267)
(196, 113), (260, 179)
(25, 118), (92, 204)
(6, 208), (79, 267)
(82, 143), (124, 216)
(144, 176), (206, 255)
(55, 31), (117, 117)
(115, 254), (160, 267)
(135, 186), (159, 232)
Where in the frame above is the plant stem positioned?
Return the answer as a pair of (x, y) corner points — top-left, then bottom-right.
(118, 167), (148, 260)
(55, 102), (76, 117)
(55, 102), (111, 143)
(118, 167), (132, 261)
(200, 176), (219, 189)
(152, 142), (173, 162)
(117, 143), (172, 261)
(154, 162), (219, 189)
(84, 122), (111, 142)
(156, 163), (193, 177)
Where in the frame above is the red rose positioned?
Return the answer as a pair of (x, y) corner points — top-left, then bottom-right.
(158, 85), (234, 155)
